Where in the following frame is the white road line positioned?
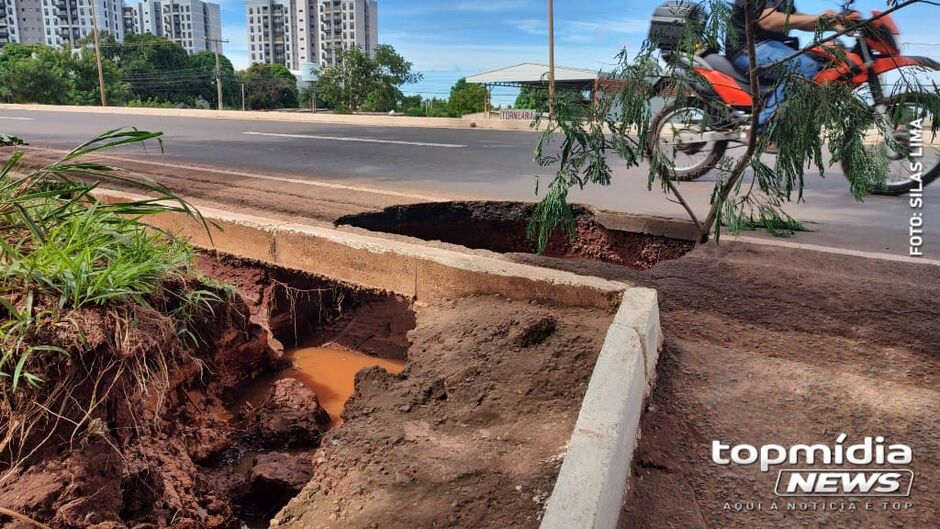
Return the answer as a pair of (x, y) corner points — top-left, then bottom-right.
(29, 148), (448, 202)
(242, 130), (466, 148)
(0, 116), (34, 120)
(735, 235), (940, 266)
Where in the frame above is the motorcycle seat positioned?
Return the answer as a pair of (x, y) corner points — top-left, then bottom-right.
(702, 53), (750, 84)
(701, 52), (776, 95)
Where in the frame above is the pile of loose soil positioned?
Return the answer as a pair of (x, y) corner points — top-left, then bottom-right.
(511, 241), (940, 528)
(273, 296), (613, 529)
(337, 201), (693, 270)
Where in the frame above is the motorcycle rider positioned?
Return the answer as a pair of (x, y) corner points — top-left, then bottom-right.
(726, 0), (861, 130)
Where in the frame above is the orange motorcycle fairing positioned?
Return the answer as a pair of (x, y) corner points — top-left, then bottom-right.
(693, 67), (753, 107)
(811, 47), (865, 83)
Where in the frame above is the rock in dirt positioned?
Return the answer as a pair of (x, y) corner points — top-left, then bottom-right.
(510, 316), (557, 347)
(248, 452), (313, 496)
(249, 378), (331, 448)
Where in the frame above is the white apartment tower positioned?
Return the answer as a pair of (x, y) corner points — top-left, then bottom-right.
(124, 0), (221, 54)
(245, 0), (293, 67)
(0, 0), (21, 47)
(316, 0), (376, 66)
(1, 0), (126, 49)
(246, 0), (377, 70)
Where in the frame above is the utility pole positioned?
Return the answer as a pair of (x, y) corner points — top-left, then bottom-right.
(241, 83), (246, 111)
(208, 38), (229, 111)
(547, 0), (556, 120)
(89, 0), (107, 106)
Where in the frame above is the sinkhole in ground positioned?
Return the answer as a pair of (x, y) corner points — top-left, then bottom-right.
(337, 201), (694, 270)
(194, 253), (416, 526)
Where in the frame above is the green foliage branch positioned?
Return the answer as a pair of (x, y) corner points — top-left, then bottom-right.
(528, 0), (939, 247)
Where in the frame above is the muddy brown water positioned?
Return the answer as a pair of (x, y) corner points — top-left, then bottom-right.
(337, 201), (693, 270)
(242, 343), (405, 424)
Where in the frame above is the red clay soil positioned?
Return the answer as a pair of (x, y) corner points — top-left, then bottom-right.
(0, 273), (281, 529)
(512, 241), (940, 528)
(0, 252), (612, 529)
(272, 296), (613, 529)
(0, 254), (398, 529)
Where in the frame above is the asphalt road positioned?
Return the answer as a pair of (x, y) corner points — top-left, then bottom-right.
(1, 107), (936, 258)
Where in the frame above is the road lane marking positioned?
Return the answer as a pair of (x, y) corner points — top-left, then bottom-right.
(0, 116), (34, 120)
(27, 147), (449, 202)
(735, 236), (940, 266)
(242, 130), (466, 148)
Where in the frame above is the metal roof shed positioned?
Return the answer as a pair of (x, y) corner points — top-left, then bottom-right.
(465, 62), (600, 90)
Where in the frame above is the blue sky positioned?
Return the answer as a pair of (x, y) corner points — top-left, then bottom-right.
(218, 0), (940, 105)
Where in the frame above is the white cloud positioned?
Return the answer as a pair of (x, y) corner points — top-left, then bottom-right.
(513, 19), (546, 36)
(507, 16), (647, 40)
(382, 0), (532, 17)
(453, 1), (530, 13)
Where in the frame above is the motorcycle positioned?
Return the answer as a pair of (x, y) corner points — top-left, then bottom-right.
(648, 0), (940, 195)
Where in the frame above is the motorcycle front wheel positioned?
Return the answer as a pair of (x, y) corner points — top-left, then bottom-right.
(843, 91), (940, 196)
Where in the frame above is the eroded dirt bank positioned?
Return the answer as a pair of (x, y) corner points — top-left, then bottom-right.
(512, 242), (940, 528)
(1, 250), (614, 529)
(0, 253), (402, 528)
(273, 296), (613, 529)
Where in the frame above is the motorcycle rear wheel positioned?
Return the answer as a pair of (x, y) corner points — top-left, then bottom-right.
(842, 92), (940, 196)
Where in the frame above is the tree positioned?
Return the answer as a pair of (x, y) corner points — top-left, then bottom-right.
(190, 51), (237, 108)
(240, 63), (298, 109)
(118, 33), (194, 103)
(317, 45), (421, 112)
(514, 85), (583, 111)
(63, 48), (129, 105)
(447, 78), (488, 116)
(0, 44), (127, 105)
(0, 44), (69, 104)
(528, 0), (938, 247)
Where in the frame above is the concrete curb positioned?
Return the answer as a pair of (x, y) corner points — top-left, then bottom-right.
(0, 103), (542, 132)
(97, 190), (625, 309)
(97, 189), (662, 528)
(539, 287), (660, 529)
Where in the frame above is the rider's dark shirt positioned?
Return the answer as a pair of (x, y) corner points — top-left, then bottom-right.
(726, 0), (797, 58)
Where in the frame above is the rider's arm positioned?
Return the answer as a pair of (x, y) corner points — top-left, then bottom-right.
(756, 7), (827, 32)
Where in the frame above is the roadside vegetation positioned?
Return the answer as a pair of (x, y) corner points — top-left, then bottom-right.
(0, 129), (221, 473)
(0, 36), (490, 116)
(528, 0), (938, 246)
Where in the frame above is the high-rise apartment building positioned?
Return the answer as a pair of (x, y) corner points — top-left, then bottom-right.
(246, 0), (377, 70)
(0, 0), (21, 47)
(0, 0), (125, 49)
(124, 0), (221, 54)
(245, 0), (293, 67)
(316, 0), (376, 66)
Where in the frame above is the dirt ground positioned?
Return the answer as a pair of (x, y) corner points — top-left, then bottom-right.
(513, 241), (940, 528)
(273, 296), (613, 529)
